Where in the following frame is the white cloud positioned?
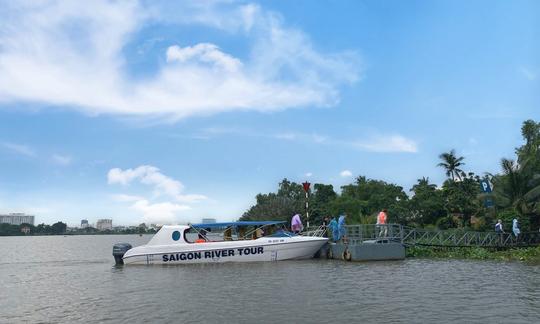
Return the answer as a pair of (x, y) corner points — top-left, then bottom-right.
(108, 165), (205, 224)
(305, 172), (313, 178)
(0, 1), (360, 122)
(340, 170), (353, 177)
(273, 132), (298, 140)
(353, 135), (418, 153)
(519, 66), (537, 81)
(131, 199), (190, 224)
(192, 127), (417, 153)
(107, 165), (207, 202)
(167, 43), (242, 72)
(110, 194), (145, 202)
(1, 142), (35, 157)
(52, 154), (72, 166)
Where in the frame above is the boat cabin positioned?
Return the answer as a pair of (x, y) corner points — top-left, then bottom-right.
(146, 221), (293, 246)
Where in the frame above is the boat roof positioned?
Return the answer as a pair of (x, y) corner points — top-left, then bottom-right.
(191, 221), (285, 228)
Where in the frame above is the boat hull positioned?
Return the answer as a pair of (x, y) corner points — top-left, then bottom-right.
(123, 237), (327, 265)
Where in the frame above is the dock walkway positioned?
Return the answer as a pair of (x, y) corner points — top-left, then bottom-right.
(330, 224), (540, 248)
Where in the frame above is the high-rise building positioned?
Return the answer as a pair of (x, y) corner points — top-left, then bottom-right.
(0, 213), (35, 225)
(81, 219), (89, 228)
(96, 219), (113, 231)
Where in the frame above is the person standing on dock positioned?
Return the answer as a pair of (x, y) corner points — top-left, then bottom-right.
(377, 209), (388, 237)
(329, 216), (338, 242)
(512, 219), (520, 242)
(338, 214), (347, 243)
(291, 213), (304, 234)
(495, 219), (504, 244)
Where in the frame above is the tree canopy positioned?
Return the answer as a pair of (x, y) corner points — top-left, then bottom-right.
(242, 120), (540, 232)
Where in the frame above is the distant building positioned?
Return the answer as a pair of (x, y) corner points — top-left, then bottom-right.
(201, 218), (216, 224)
(20, 226), (31, 234)
(81, 219), (89, 228)
(0, 213), (35, 225)
(96, 219), (113, 231)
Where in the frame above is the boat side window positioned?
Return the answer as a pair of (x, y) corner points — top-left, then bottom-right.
(184, 228), (205, 243)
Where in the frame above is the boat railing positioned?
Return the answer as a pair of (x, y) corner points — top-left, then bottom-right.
(303, 225), (328, 237)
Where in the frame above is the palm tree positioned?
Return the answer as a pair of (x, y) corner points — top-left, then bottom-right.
(437, 149), (465, 181)
(492, 157), (540, 219)
(411, 177), (437, 193)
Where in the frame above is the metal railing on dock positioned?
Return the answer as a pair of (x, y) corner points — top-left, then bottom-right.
(305, 224), (540, 248)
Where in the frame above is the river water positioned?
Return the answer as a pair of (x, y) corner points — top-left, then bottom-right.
(1, 235), (538, 323)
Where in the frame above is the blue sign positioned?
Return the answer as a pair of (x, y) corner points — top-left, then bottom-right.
(480, 180), (492, 193)
(484, 197), (494, 208)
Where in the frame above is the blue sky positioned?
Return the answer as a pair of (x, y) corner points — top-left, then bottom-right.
(0, 0), (538, 226)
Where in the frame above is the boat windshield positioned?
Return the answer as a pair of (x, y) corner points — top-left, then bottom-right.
(185, 221), (290, 243)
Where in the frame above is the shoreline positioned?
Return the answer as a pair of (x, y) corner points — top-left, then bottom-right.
(406, 245), (540, 263)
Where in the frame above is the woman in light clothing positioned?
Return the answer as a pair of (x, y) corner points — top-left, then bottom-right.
(291, 213), (303, 234)
(512, 219), (520, 241)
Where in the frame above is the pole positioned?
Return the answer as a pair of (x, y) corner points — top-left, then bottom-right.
(305, 191), (309, 228)
(302, 181), (311, 229)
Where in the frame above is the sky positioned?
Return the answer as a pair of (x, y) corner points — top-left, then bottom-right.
(0, 0), (538, 226)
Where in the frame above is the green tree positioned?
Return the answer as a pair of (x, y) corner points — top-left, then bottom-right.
(437, 149), (466, 181)
(409, 177), (446, 226)
(0, 223), (20, 236)
(35, 223), (51, 234)
(517, 119), (540, 164)
(441, 172), (482, 227)
(332, 176), (409, 224)
(492, 158), (540, 230)
(309, 183), (337, 225)
(51, 221), (67, 234)
(241, 179), (305, 222)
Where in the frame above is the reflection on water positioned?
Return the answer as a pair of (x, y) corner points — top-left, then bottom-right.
(1, 235), (539, 323)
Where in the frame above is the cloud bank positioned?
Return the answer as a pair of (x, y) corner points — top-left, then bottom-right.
(108, 165), (206, 224)
(1, 142), (35, 157)
(353, 135), (418, 153)
(192, 127), (418, 153)
(0, 1), (360, 121)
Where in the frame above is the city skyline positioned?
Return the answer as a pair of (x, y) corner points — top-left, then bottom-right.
(0, 1), (538, 226)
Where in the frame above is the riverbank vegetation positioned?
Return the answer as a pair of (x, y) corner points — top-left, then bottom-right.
(407, 245), (540, 263)
(0, 222), (156, 236)
(242, 120), (540, 233)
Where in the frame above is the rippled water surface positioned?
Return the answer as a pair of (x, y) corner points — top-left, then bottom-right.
(1, 235), (539, 323)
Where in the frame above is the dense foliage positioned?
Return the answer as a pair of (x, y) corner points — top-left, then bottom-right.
(0, 222), (67, 236)
(242, 120), (540, 232)
(0, 222), (156, 236)
(407, 246), (540, 263)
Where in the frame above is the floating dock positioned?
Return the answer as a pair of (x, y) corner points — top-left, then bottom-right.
(317, 241), (405, 261)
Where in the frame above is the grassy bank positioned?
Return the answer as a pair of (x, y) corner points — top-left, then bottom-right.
(406, 245), (540, 263)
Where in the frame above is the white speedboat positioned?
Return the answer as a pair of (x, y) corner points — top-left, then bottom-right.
(113, 221), (328, 265)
